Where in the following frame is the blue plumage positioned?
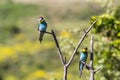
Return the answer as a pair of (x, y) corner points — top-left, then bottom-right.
(38, 21), (47, 31)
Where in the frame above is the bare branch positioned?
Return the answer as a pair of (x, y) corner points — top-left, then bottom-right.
(41, 31), (52, 34)
(45, 31), (52, 34)
(94, 66), (102, 73)
(89, 35), (94, 80)
(66, 19), (98, 67)
(89, 35), (94, 67)
(90, 35), (94, 53)
(51, 30), (65, 65)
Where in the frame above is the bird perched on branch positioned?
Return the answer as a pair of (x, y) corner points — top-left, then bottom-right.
(79, 46), (88, 78)
(38, 17), (47, 43)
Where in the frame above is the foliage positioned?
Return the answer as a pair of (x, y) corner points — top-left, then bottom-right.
(114, 5), (120, 20)
(91, 13), (120, 40)
(90, 6), (120, 80)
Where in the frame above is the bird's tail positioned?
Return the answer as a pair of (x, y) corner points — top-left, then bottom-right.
(79, 69), (82, 78)
(79, 61), (84, 78)
(39, 32), (44, 43)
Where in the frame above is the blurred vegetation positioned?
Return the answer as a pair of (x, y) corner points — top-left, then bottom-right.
(1, 0), (119, 80)
(90, 0), (120, 80)
(0, 0), (39, 43)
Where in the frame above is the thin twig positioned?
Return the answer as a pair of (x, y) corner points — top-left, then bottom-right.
(45, 31), (52, 34)
(51, 30), (65, 65)
(94, 66), (102, 73)
(41, 31), (52, 34)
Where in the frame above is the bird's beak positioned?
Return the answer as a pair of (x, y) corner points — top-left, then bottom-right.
(40, 19), (44, 22)
(38, 18), (42, 21)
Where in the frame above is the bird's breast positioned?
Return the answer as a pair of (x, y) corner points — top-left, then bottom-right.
(39, 24), (47, 31)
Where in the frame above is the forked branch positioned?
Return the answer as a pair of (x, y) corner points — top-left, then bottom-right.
(50, 19), (98, 80)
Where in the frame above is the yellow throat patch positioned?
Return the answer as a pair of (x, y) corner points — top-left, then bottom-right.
(82, 49), (87, 53)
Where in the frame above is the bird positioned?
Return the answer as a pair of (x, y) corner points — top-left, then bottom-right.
(38, 17), (47, 43)
(79, 46), (88, 78)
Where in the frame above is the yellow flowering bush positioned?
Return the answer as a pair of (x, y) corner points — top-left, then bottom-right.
(23, 70), (47, 80)
(0, 33), (54, 63)
(60, 30), (72, 38)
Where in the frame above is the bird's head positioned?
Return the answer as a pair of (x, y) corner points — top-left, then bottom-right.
(82, 46), (87, 53)
(38, 17), (44, 23)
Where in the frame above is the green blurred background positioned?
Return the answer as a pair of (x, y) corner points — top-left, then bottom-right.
(0, 0), (120, 80)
